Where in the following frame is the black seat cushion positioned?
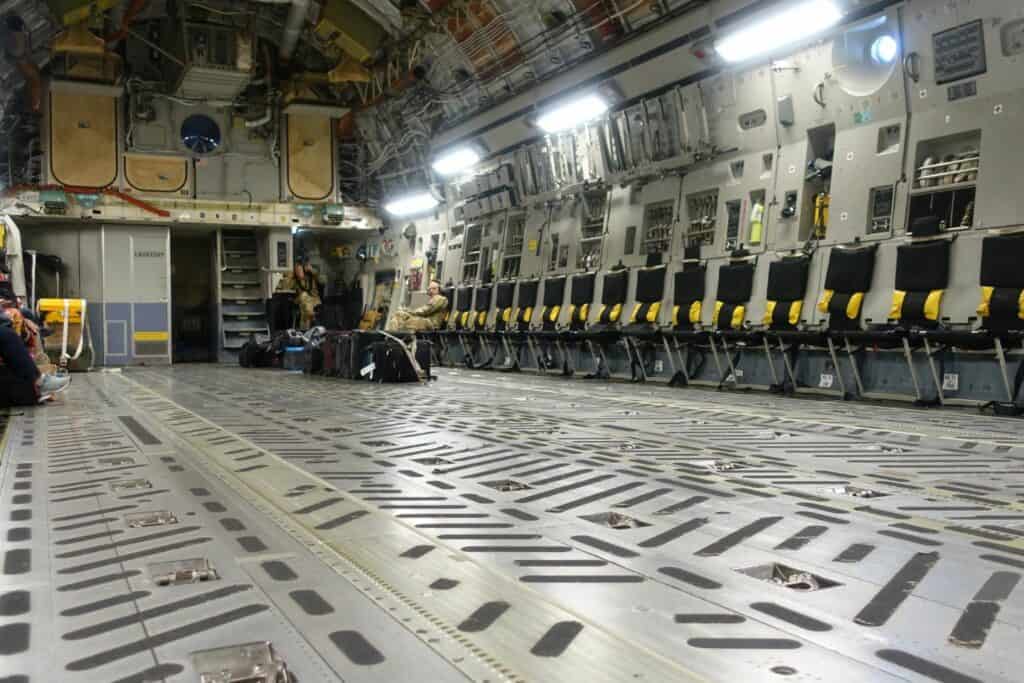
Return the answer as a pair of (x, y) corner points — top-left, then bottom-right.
(538, 276), (567, 331)
(494, 281), (515, 332)
(630, 265), (667, 326)
(569, 272), (596, 331)
(473, 286), (492, 330)
(455, 286), (474, 329)
(979, 233), (1024, 334)
(820, 245), (877, 332)
(893, 239), (951, 327)
(597, 270), (628, 325)
(764, 256), (810, 330)
(673, 266), (706, 331)
(515, 280), (540, 331)
(715, 262), (755, 331)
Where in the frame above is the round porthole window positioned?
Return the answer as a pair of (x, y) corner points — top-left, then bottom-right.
(871, 35), (899, 64)
(180, 114), (221, 155)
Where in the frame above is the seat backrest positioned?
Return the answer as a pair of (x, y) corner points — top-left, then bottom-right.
(891, 239), (951, 328)
(514, 280), (540, 331)
(540, 276), (566, 330)
(818, 246), (876, 331)
(673, 266), (706, 330)
(569, 272), (596, 330)
(763, 256), (810, 329)
(455, 286), (474, 329)
(979, 233), (1024, 332)
(474, 285), (493, 329)
(713, 261), (755, 330)
(630, 265), (667, 325)
(494, 281), (516, 331)
(597, 270), (628, 325)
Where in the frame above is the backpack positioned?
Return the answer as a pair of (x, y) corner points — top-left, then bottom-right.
(238, 336), (277, 368)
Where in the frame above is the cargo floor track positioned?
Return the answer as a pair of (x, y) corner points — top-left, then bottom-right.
(2, 366), (1023, 682)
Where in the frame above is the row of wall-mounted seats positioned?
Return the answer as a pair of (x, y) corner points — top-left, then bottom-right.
(425, 230), (1024, 408)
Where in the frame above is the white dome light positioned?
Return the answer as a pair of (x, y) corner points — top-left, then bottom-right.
(871, 35), (899, 64)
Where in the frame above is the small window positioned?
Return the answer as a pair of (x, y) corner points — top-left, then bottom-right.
(738, 109), (767, 130)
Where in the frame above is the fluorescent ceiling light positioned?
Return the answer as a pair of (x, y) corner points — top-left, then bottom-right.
(714, 0), (844, 64)
(432, 146), (482, 176)
(536, 94), (609, 133)
(385, 191), (439, 217)
(871, 35), (899, 64)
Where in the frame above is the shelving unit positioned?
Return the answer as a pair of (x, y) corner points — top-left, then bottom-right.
(685, 190), (718, 248)
(908, 131), (981, 233)
(578, 188), (608, 269)
(642, 200), (674, 255)
(501, 214), (526, 279)
(462, 224), (482, 281)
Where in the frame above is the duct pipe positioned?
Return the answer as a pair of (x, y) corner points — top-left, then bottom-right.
(279, 0), (311, 60)
(4, 15), (40, 113)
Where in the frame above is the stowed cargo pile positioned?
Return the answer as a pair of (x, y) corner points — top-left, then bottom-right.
(240, 329), (431, 383)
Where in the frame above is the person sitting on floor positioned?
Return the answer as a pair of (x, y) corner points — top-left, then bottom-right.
(0, 312), (69, 407)
(0, 281), (51, 372)
(386, 280), (449, 333)
(276, 259), (323, 330)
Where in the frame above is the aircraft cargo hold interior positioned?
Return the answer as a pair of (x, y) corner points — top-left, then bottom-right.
(1, 1), (1023, 682)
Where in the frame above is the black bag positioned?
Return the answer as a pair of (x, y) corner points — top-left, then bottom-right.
(369, 340), (415, 382)
(303, 339), (324, 374)
(369, 338), (421, 383)
(238, 336), (277, 368)
(322, 331), (349, 377)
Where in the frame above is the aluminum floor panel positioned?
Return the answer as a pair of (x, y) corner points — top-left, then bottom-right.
(3, 366), (1023, 682)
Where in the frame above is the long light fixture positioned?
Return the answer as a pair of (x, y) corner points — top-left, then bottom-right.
(714, 0), (844, 64)
(384, 191), (439, 217)
(431, 146), (482, 176)
(536, 93), (609, 133)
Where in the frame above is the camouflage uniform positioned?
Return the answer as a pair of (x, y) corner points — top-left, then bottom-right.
(276, 270), (323, 330)
(386, 294), (449, 333)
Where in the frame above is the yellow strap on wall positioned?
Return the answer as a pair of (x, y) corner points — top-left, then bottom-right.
(890, 290), (906, 320)
(609, 303), (622, 323)
(846, 292), (864, 319)
(673, 304), (680, 326)
(135, 331), (169, 342)
(818, 289), (833, 314)
(763, 300), (777, 326)
(523, 307), (533, 323)
(646, 301), (661, 323)
(630, 303), (642, 324)
(977, 286), (994, 318)
(731, 305), (745, 329)
(580, 303), (590, 321)
(549, 305), (561, 322)
(597, 305), (607, 322)
(788, 300), (803, 325)
(689, 301), (702, 324)
(924, 289), (943, 321)
(1019, 290), (1024, 320)
(502, 308), (511, 323)
(477, 311), (486, 327)
(512, 307), (520, 322)
(713, 301), (724, 326)
(460, 311), (470, 327)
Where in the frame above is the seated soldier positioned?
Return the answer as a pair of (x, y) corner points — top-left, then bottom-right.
(387, 280), (449, 333)
(1, 311), (69, 407)
(276, 259), (323, 330)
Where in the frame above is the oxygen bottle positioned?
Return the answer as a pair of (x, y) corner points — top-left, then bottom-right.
(749, 200), (765, 244)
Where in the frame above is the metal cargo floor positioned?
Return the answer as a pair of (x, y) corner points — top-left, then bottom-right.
(2, 366), (1023, 682)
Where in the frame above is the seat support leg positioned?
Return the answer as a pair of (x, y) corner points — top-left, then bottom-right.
(843, 337), (866, 397)
(527, 336), (546, 374)
(922, 338), (945, 405)
(901, 336), (924, 402)
(661, 335), (677, 375)
(762, 337), (780, 387)
(779, 339), (799, 391)
(629, 337), (648, 382)
(707, 334), (726, 382)
(825, 337), (848, 397)
(719, 337), (740, 387)
(994, 337), (1015, 403)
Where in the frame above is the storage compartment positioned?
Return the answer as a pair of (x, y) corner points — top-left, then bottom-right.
(578, 188), (608, 269)
(685, 190), (717, 248)
(909, 130), (980, 232)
